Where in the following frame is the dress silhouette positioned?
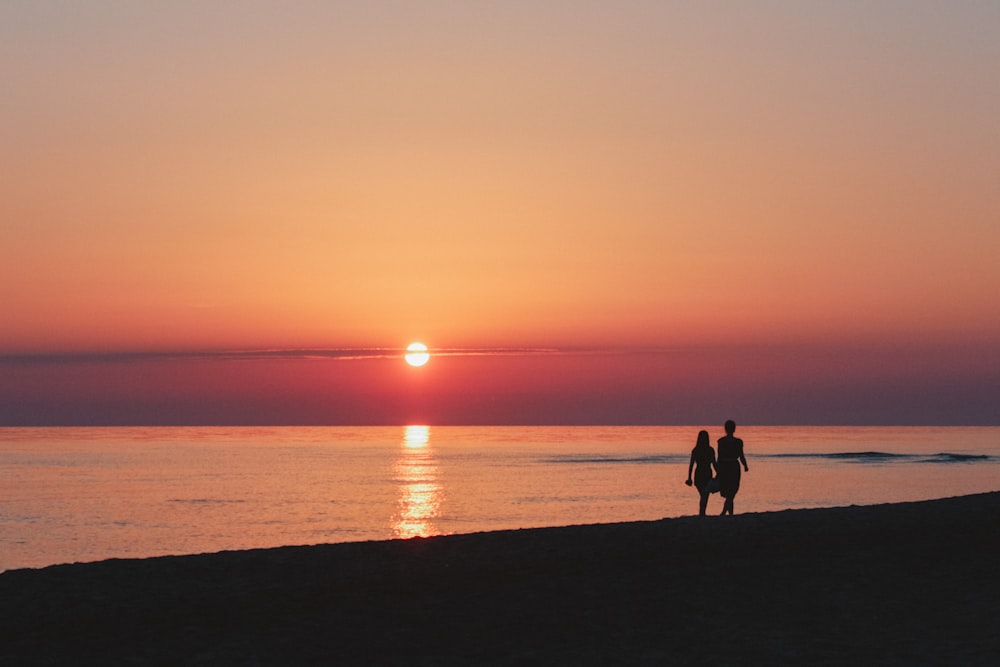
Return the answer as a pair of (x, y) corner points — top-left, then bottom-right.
(686, 430), (717, 516)
(716, 420), (748, 516)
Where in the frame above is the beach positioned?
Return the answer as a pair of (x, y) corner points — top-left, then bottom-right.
(2, 492), (998, 665)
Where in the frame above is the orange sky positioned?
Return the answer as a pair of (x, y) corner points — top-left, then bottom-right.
(1, 3), (997, 424)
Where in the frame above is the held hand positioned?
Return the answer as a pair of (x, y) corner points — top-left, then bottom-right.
(685, 479), (692, 486)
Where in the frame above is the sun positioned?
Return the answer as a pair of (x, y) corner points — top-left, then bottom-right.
(404, 342), (430, 367)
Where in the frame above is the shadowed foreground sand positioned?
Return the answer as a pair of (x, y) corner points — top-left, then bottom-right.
(3, 492), (999, 665)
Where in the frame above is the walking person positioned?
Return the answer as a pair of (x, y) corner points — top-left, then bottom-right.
(716, 420), (748, 516)
(685, 430), (717, 516)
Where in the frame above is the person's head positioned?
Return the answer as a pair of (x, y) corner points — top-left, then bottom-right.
(696, 430), (710, 447)
(724, 420), (736, 435)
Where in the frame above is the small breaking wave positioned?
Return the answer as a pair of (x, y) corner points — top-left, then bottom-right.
(770, 451), (906, 462)
(544, 452), (994, 466)
(168, 498), (247, 504)
(919, 453), (991, 463)
(542, 454), (685, 465)
(766, 452), (993, 464)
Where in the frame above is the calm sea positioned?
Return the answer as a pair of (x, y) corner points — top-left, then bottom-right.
(2, 426), (998, 571)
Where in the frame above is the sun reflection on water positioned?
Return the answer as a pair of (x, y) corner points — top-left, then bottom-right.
(392, 425), (442, 539)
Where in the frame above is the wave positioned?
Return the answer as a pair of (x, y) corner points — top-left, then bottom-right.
(769, 451), (906, 461)
(766, 452), (993, 464)
(516, 493), (653, 504)
(168, 498), (248, 504)
(545, 452), (994, 466)
(542, 454), (684, 465)
(919, 453), (992, 463)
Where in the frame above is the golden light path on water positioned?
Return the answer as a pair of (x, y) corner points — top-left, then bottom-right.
(392, 425), (442, 539)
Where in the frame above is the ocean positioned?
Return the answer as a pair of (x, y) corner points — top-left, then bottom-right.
(2, 425), (998, 571)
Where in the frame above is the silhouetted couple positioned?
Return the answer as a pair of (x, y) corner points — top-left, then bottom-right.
(685, 420), (749, 516)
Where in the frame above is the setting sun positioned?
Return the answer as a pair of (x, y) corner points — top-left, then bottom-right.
(404, 343), (430, 367)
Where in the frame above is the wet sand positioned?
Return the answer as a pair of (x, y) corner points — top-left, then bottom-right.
(2, 492), (999, 665)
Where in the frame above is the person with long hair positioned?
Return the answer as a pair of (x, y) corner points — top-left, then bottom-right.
(685, 430), (717, 516)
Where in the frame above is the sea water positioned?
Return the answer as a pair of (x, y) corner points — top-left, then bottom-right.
(1, 426), (998, 571)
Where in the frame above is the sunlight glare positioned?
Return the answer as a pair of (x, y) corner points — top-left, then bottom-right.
(403, 424), (430, 448)
(393, 425), (441, 539)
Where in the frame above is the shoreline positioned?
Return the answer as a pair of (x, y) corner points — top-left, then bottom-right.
(3, 492), (999, 664)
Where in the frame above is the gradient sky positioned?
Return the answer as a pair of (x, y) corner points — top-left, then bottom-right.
(2, 2), (998, 425)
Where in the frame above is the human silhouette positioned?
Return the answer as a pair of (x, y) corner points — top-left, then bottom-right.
(716, 419), (748, 516)
(685, 430), (717, 516)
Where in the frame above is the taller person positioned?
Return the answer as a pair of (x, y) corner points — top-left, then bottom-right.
(716, 420), (749, 516)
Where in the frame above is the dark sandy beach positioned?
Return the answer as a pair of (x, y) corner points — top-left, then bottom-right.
(2, 492), (999, 665)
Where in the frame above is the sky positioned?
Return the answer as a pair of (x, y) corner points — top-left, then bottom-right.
(1, 1), (998, 425)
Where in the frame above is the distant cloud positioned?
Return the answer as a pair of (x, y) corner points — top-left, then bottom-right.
(0, 346), (573, 365)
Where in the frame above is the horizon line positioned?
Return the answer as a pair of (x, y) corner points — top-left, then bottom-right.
(0, 346), (582, 365)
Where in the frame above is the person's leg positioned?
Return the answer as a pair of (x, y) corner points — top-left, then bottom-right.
(699, 488), (708, 516)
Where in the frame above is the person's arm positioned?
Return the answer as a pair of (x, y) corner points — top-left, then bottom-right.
(686, 452), (695, 484)
(739, 448), (748, 472)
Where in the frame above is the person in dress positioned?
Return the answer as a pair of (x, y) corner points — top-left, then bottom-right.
(685, 430), (717, 516)
(716, 419), (749, 516)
